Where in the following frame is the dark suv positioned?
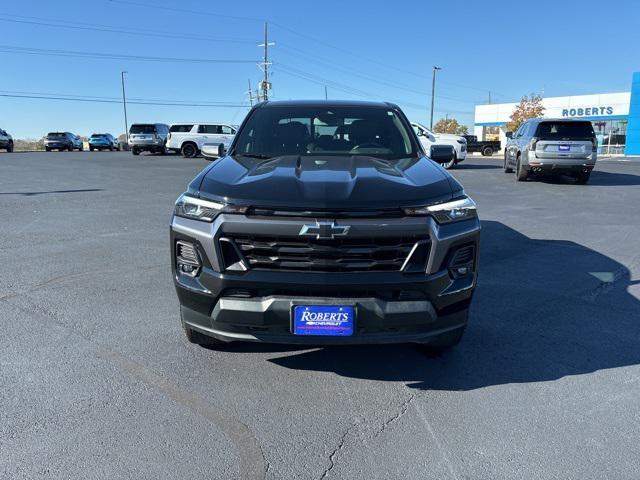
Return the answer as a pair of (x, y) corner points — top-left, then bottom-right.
(171, 101), (480, 349)
(44, 132), (83, 152)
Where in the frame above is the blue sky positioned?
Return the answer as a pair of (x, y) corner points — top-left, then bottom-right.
(1, 0), (639, 138)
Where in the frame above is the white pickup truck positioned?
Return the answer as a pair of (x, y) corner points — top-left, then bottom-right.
(411, 122), (467, 169)
(167, 123), (238, 158)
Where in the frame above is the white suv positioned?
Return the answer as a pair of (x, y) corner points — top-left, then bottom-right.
(411, 122), (467, 169)
(167, 123), (238, 158)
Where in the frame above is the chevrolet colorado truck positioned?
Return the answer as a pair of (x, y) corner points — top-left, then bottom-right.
(170, 100), (480, 349)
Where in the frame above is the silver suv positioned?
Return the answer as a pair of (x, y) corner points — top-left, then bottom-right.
(504, 118), (597, 184)
(129, 123), (170, 155)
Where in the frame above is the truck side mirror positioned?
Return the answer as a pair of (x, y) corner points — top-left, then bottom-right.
(505, 131), (513, 139)
(429, 145), (455, 164)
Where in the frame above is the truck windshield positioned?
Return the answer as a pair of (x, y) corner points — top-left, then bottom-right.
(233, 106), (418, 159)
(130, 125), (156, 134)
(535, 121), (595, 140)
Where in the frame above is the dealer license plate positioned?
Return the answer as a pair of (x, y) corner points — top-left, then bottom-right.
(292, 305), (355, 336)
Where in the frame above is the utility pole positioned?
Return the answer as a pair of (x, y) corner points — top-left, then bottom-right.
(430, 66), (441, 130)
(121, 71), (129, 148)
(324, 85), (328, 100)
(258, 22), (274, 101)
(247, 79), (254, 107)
(488, 91), (492, 104)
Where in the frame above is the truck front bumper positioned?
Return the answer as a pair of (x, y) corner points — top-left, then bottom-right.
(171, 213), (480, 344)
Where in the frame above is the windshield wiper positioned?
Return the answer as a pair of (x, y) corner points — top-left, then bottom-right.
(235, 153), (273, 159)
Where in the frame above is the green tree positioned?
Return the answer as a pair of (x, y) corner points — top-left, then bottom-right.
(433, 117), (468, 135)
(506, 94), (545, 132)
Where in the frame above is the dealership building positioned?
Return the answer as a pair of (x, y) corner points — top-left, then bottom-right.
(473, 72), (640, 155)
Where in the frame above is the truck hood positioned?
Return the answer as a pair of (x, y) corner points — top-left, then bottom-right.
(197, 155), (458, 209)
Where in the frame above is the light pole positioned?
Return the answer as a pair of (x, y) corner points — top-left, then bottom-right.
(121, 71), (129, 148)
(430, 66), (441, 130)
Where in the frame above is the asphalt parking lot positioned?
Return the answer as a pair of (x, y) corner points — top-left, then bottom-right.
(2, 151), (640, 480)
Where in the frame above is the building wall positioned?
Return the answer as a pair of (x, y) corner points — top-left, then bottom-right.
(475, 92), (630, 126)
(625, 73), (640, 155)
(474, 91), (632, 154)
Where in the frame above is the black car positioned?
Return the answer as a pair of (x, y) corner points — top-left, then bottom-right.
(170, 100), (480, 350)
(44, 132), (83, 152)
(0, 128), (12, 152)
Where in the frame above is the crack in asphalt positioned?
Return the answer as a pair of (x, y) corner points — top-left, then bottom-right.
(100, 347), (267, 480)
(372, 393), (417, 439)
(0, 263), (165, 301)
(319, 421), (358, 480)
(318, 392), (419, 479)
(2, 296), (267, 480)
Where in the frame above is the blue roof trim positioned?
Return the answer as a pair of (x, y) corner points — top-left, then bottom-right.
(475, 115), (628, 127)
(574, 115), (627, 121)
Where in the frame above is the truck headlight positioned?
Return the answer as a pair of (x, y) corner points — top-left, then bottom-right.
(404, 196), (477, 224)
(174, 193), (247, 222)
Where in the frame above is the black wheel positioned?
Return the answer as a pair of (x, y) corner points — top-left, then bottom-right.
(158, 145), (167, 155)
(7, 141), (13, 152)
(503, 153), (513, 173)
(132, 148), (139, 156)
(45, 147), (51, 152)
(515, 157), (528, 182)
(575, 171), (591, 184)
(79, 146), (84, 152)
(181, 143), (198, 158)
(89, 147), (94, 152)
(482, 146), (494, 156)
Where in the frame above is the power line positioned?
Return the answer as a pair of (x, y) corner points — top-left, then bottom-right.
(0, 14), (255, 44)
(0, 90), (249, 107)
(0, 45), (256, 64)
(277, 44), (481, 104)
(269, 24), (510, 99)
(103, 0), (506, 98)
(106, 0), (264, 22)
(275, 63), (472, 116)
(0, 89), (248, 104)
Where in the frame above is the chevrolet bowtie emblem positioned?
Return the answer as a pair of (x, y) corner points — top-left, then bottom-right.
(299, 221), (350, 240)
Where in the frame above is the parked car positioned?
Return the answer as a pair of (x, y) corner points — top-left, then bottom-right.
(463, 135), (501, 156)
(0, 128), (13, 152)
(44, 132), (83, 152)
(504, 118), (597, 184)
(171, 100), (480, 350)
(167, 123), (237, 158)
(89, 133), (120, 151)
(411, 122), (466, 169)
(128, 123), (169, 155)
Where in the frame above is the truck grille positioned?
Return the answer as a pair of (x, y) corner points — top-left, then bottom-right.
(226, 235), (429, 272)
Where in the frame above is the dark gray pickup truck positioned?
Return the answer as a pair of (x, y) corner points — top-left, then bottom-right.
(170, 100), (480, 350)
(463, 135), (501, 156)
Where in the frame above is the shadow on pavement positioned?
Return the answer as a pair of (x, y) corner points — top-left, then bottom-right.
(455, 162), (501, 170)
(268, 220), (640, 390)
(533, 170), (640, 186)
